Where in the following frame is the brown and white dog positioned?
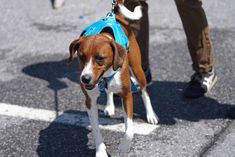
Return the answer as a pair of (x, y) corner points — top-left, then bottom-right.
(68, 1), (158, 156)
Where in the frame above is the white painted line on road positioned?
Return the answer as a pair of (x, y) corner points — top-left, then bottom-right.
(0, 103), (159, 135)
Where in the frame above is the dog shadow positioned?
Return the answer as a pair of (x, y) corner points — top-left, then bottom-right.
(22, 57), (234, 157)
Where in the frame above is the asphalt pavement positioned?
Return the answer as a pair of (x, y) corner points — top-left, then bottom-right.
(0, 0), (234, 157)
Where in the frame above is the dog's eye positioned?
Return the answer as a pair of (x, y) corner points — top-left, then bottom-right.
(79, 55), (86, 62)
(95, 56), (104, 63)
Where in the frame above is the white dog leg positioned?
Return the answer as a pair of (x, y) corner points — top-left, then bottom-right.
(104, 91), (115, 116)
(87, 95), (108, 157)
(119, 97), (134, 157)
(119, 116), (133, 157)
(141, 87), (159, 125)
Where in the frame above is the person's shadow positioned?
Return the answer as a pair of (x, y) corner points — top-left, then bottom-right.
(22, 57), (234, 157)
(136, 81), (234, 125)
(22, 57), (79, 117)
(36, 113), (95, 157)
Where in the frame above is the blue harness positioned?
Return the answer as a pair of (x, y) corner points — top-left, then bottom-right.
(80, 12), (129, 52)
(80, 12), (138, 93)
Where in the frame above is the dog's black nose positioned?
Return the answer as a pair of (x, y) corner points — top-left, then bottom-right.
(81, 74), (92, 84)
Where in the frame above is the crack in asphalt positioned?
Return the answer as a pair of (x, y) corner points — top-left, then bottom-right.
(199, 120), (233, 157)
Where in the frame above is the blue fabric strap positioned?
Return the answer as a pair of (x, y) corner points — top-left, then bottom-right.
(98, 68), (139, 93)
(80, 12), (129, 52)
(98, 68), (120, 92)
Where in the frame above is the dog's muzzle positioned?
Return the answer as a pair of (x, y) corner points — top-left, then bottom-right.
(81, 71), (105, 90)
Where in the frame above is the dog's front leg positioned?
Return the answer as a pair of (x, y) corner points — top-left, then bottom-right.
(85, 88), (108, 157)
(119, 92), (134, 157)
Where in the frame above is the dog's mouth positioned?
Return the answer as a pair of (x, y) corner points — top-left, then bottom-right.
(83, 78), (100, 90)
(82, 71), (105, 90)
(84, 83), (97, 90)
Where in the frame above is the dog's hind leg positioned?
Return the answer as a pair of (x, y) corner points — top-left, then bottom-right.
(128, 39), (158, 125)
(130, 65), (159, 124)
(130, 64), (158, 125)
(141, 87), (159, 125)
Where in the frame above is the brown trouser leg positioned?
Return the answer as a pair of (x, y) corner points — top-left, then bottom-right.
(175, 0), (214, 73)
(125, 0), (214, 73)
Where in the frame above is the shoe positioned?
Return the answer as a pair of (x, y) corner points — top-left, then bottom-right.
(144, 68), (153, 86)
(183, 68), (217, 99)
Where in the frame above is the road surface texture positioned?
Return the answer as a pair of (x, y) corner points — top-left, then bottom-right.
(0, 0), (234, 157)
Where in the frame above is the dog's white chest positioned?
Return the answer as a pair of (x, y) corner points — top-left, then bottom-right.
(107, 71), (122, 93)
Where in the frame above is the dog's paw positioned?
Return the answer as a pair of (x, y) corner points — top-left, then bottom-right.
(146, 112), (159, 125)
(104, 104), (115, 117)
(96, 150), (108, 157)
(86, 125), (92, 131)
(96, 144), (108, 157)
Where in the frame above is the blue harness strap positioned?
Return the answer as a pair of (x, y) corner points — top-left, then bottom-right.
(80, 12), (129, 52)
(80, 12), (138, 93)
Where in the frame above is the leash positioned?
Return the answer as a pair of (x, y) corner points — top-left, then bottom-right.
(111, 0), (117, 12)
(105, 0), (116, 17)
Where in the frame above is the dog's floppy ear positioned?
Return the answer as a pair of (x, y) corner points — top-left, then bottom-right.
(110, 40), (126, 71)
(68, 37), (83, 65)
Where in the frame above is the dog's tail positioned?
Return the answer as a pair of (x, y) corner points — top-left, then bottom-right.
(117, 0), (142, 20)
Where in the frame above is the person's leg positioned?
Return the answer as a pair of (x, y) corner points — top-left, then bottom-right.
(124, 0), (152, 84)
(175, 0), (214, 72)
(175, 0), (217, 98)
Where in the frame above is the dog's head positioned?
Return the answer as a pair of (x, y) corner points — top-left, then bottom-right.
(68, 34), (126, 90)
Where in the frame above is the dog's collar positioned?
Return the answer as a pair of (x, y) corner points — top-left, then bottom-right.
(98, 68), (120, 92)
(98, 68), (139, 93)
(80, 12), (129, 52)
